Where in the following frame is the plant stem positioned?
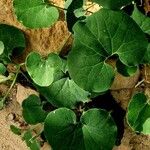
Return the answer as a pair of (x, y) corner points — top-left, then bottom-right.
(1, 64), (21, 104)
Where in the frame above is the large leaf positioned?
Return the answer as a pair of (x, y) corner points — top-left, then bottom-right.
(68, 9), (148, 93)
(36, 78), (90, 109)
(13, 0), (59, 28)
(132, 5), (150, 35)
(0, 24), (25, 63)
(44, 108), (117, 150)
(93, 0), (132, 10)
(25, 52), (63, 86)
(127, 93), (150, 134)
(22, 95), (48, 124)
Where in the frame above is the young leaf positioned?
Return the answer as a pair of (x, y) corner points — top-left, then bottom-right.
(127, 93), (150, 134)
(13, 0), (59, 28)
(10, 125), (22, 135)
(22, 130), (40, 150)
(116, 60), (138, 77)
(25, 52), (63, 87)
(93, 0), (132, 10)
(0, 73), (14, 84)
(22, 95), (48, 125)
(0, 41), (4, 55)
(68, 9), (148, 93)
(132, 5), (150, 35)
(36, 78), (90, 109)
(44, 108), (117, 150)
(0, 63), (6, 75)
(0, 24), (25, 63)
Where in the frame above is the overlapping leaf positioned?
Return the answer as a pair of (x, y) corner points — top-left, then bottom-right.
(132, 5), (150, 35)
(93, 0), (132, 10)
(44, 108), (117, 150)
(0, 24), (25, 63)
(36, 78), (90, 109)
(127, 93), (150, 134)
(13, 0), (59, 28)
(22, 95), (48, 124)
(25, 52), (63, 86)
(68, 9), (148, 93)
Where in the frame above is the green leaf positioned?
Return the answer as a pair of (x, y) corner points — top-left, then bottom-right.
(36, 78), (90, 109)
(22, 95), (48, 124)
(116, 60), (138, 77)
(22, 130), (40, 150)
(93, 0), (132, 10)
(25, 52), (63, 87)
(68, 9), (148, 93)
(0, 41), (4, 55)
(10, 125), (22, 135)
(127, 93), (150, 134)
(0, 63), (6, 75)
(13, 0), (59, 28)
(44, 108), (117, 150)
(143, 44), (150, 64)
(132, 5), (150, 35)
(0, 24), (25, 63)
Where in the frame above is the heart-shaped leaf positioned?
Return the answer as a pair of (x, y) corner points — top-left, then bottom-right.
(13, 0), (59, 28)
(25, 52), (63, 86)
(93, 0), (132, 10)
(22, 95), (48, 124)
(127, 93), (150, 134)
(132, 5), (150, 35)
(0, 24), (25, 63)
(36, 78), (90, 109)
(44, 108), (117, 150)
(68, 9), (148, 93)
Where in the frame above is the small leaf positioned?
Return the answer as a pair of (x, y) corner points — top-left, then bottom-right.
(0, 63), (6, 75)
(93, 0), (132, 10)
(66, 0), (84, 32)
(13, 0), (59, 28)
(25, 52), (63, 87)
(10, 125), (22, 135)
(22, 95), (48, 124)
(0, 73), (14, 84)
(127, 93), (150, 134)
(44, 108), (117, 150)
(36, 78), (90, 109)
(22, 130), (40, 150)
(68, 9), (148, 93)
(0, 24), (25, 63)
(0, 41), (4, 55)
(116, 60), (138, 77)
(132, 5), (150, 35)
